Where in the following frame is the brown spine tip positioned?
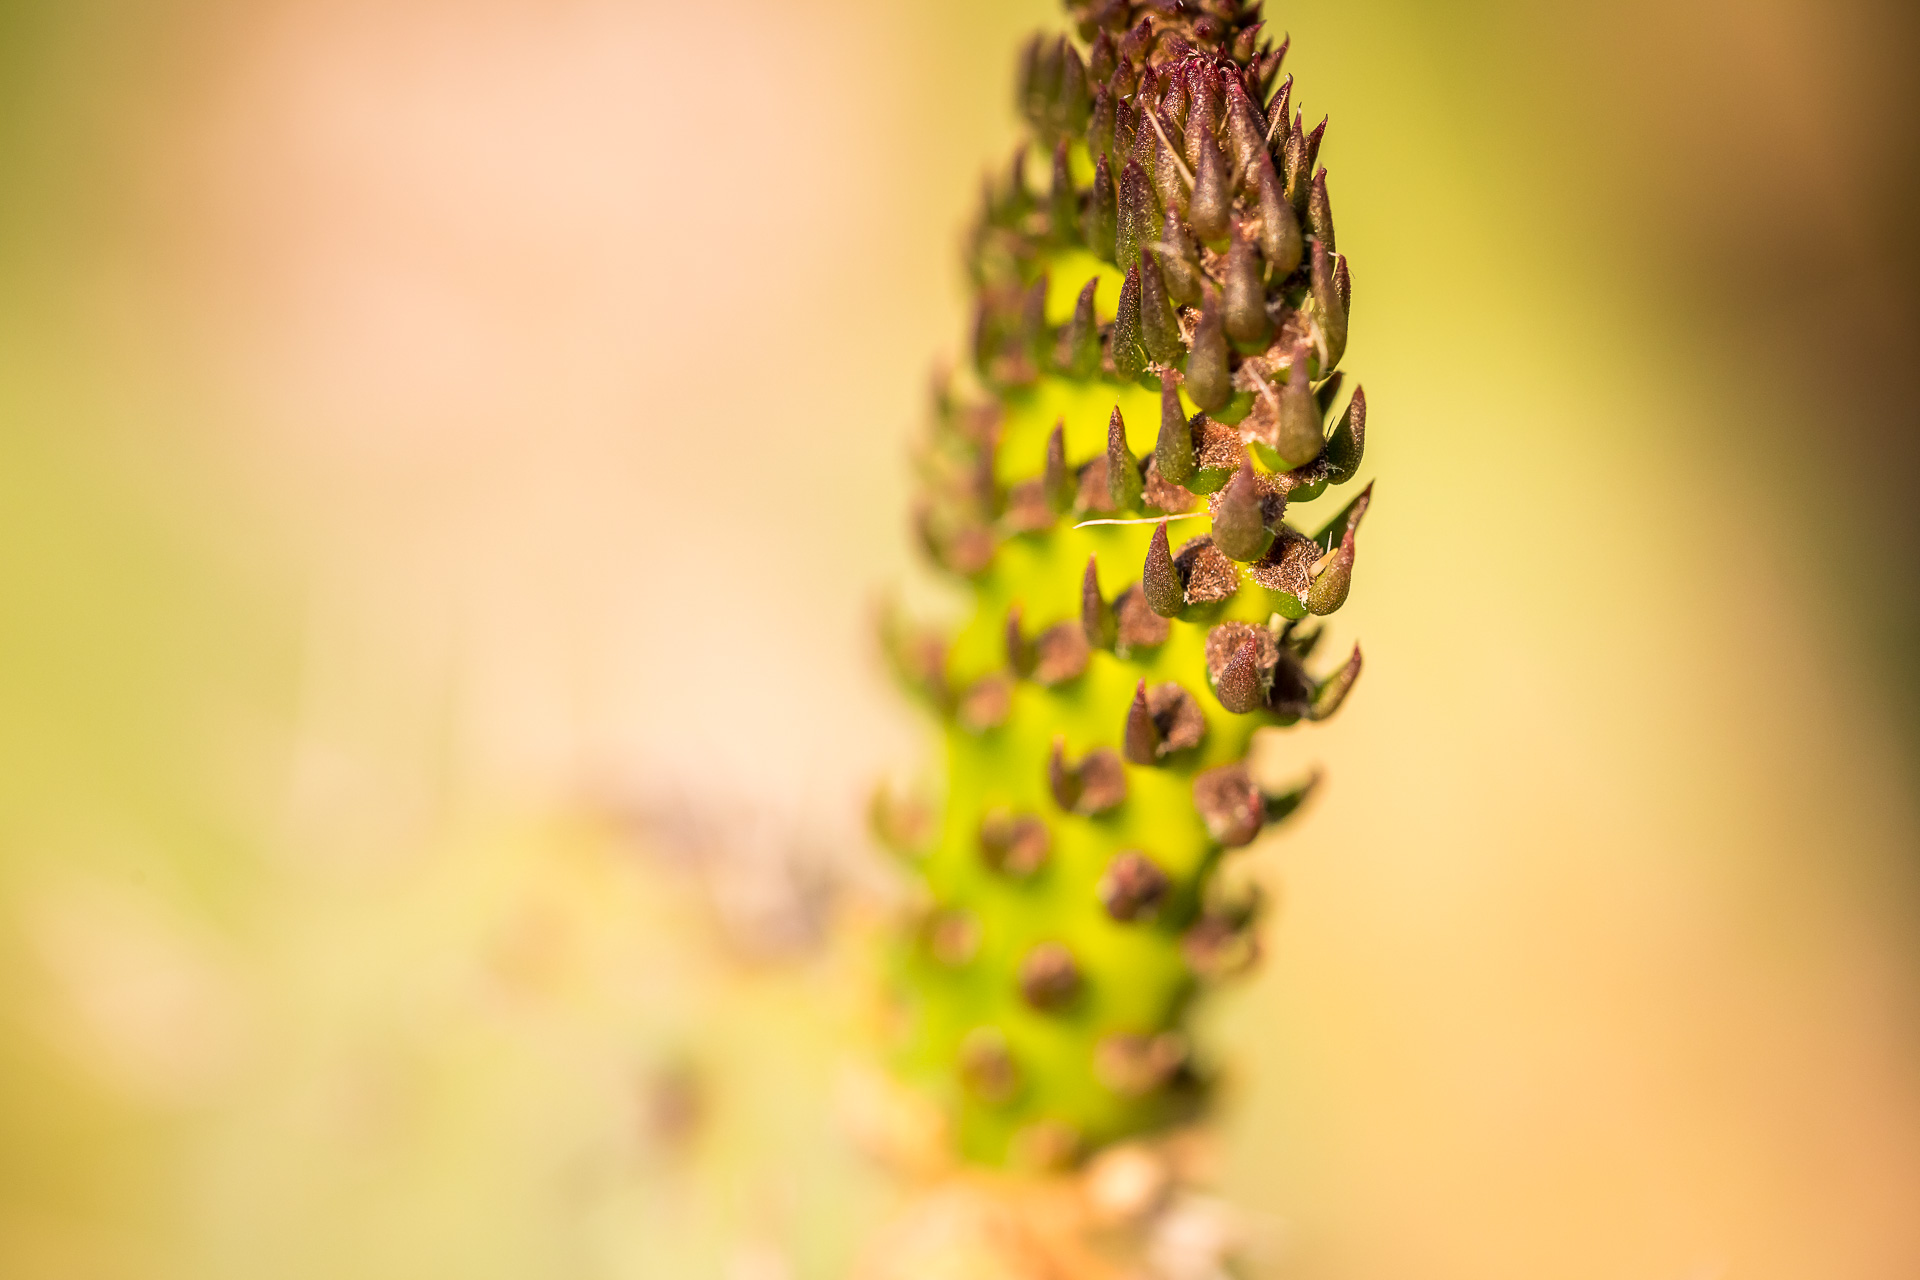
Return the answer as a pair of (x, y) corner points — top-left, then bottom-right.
(1082, 556), (1117, 651)
(1019, 942), (1084, 1011)
(1098, 850), (1171, 922)
(1142, 525), (1185, 620)
(1193, 763), (1266, 847)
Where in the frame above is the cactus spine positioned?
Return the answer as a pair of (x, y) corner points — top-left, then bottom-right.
(882, 0), (1371, 1171)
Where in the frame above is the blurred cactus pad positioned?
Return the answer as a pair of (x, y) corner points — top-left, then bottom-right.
(878, 0), (1373, 1169)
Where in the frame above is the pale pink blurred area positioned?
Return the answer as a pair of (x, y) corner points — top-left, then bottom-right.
(164, 0), (1002, 858)
(5, 0), (1920, 1276)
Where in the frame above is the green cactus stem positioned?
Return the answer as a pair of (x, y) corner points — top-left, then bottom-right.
(879, 0), (1373, 1170)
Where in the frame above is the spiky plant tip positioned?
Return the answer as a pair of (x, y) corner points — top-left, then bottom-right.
(887, 0), (1374, 1172)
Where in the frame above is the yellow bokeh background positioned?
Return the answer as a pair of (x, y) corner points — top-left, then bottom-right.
(2, 0), (1917, 1276)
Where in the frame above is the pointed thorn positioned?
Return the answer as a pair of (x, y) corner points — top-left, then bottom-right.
(1206, 621), (1279, 714)
(1143, 522), (1185, 618)
(1044, 419), (1073, 512)
(1311, 240), (1349, 373)
(1223, 224), (1271, 349)
(1082, 556), (1117, 650)
(1189, 127), (1232, 245)
(1086, 153), (1118, 264)
(1137, 250), (1183, 367)
(1050, 141), (1080, 245)
(1215, 637), (1266, 714)
(1058, 276), (1102, 378)
(1113, 263), (1147, 380)
(1124, 680), (1163, 765)
(1211, 454), (1273, 562)
(1185, 287), (1231, 412)
(1116, 159), (1158, 275)
(1310, 644), (1363, 720)
(1307, 482), (1371, 615)
(1156, 379), (1198, 484)
(1309, 166), (1335, 254)
(1005, 603), (1031, 676)
(1274, 340), (1325, 469)
(1106, 407), (1144, 512)
(1324, 386), (1366, 484)
(1253, 152), (1304, 276)
(1048, 737), (1083, 811)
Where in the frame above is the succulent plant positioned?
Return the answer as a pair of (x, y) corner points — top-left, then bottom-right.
(877, 0), (1372, 1172)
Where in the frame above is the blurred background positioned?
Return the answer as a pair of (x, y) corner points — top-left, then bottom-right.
(3, 0), (1920, 1276)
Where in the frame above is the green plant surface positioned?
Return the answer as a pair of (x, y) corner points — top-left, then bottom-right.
(879, 0), (1374, 1168)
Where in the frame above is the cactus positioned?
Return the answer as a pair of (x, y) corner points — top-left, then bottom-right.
(878, 0), (1371, 1173)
